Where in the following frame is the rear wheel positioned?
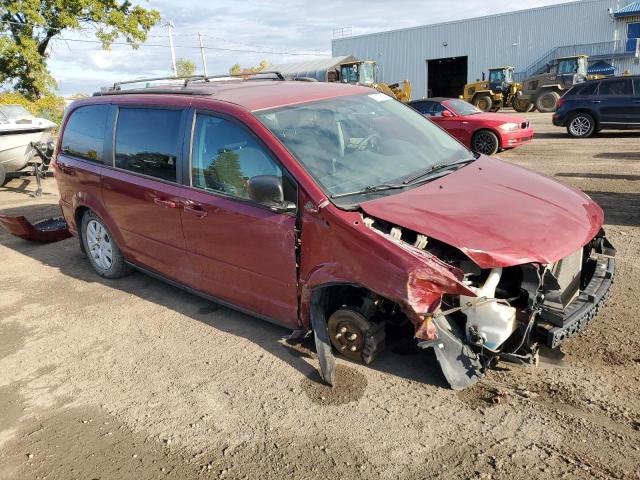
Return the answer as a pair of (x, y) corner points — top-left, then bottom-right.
(473, 95), (493, 112)
(81, 210), (132, 279)
(0, 165), (6, 187)
(472, 130), (500, 156)
(535, 91), (560, 113)
(566, 113), (596, 138)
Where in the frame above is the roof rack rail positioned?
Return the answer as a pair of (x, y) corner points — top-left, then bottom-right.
(105, 71), (285, 92)
(185, 71), (285, 86)
(110, 75), (207, 91)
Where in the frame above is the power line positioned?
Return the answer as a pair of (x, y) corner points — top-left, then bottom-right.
(0, 18), (330, 56)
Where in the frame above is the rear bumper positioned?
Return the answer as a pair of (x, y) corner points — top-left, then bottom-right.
(499, 128), (534, 149)
(552, 113), (566, 127)
(536, 255), (615, 348)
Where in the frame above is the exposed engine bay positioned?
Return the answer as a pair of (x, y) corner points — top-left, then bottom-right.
(319, 215), (616, 390)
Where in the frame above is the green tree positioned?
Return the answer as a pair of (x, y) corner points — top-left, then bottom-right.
(229, 60), (269, 76)
(0, 0), (161, 98)
(175, 58), (196, 77)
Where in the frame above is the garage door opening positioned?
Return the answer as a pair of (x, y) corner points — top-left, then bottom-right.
(427, 56), (468, 98)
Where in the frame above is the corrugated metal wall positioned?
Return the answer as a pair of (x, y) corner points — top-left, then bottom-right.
(332, 0), (633, 99)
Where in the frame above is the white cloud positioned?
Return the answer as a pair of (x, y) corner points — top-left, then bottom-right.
(46, 0), (570, 95)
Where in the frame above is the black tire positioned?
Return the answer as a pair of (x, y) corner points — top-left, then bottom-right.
(473, 95), (493, 112)
(81, 210), (132, 279)
(0, 165), (6, 187)
(513, 98), (532, 113)
(535, 91), (560, 113)
(471, 129), (500, 156)
(566, 112), (596, 138)
(327, 309), (371, 362)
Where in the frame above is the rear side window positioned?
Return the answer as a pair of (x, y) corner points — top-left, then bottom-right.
(634, 79), (640, 95)
(598, 79), (633, 96)
(115, 108), (182, 182)
(568, 82), (598, 96)
(61, 105), (109, 163)
(578, 82), (599, 96)
(409, 101), (428, 114)
(191, 114), (294, 205)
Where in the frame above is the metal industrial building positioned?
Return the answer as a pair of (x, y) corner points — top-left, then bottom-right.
(332, 0), (640, 99)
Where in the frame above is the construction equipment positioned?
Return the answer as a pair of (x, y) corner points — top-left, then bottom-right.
(461, 67), (531, 113)
(518, 55), (590, 113)
(273, 57), (411, 102)
(338, 60), (412, 102)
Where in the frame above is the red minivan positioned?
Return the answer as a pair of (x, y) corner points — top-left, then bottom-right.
(53, 74), (615, 389)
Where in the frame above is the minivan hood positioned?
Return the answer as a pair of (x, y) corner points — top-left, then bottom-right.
(360, 156), (603, 268)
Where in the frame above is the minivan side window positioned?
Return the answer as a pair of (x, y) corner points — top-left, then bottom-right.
(598, 79), (633, 96)
(115, 108), (182, 182)
(191, 114), (295, 206)
(61, 105), (110, 163)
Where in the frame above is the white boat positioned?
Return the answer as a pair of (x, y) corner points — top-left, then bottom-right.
(0, 104), (56, 185)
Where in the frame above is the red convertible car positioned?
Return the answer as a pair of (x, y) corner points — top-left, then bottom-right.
(408, 98), (534, 156)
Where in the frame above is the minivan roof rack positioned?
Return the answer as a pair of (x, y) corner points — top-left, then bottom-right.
(102, 71), (286, 93)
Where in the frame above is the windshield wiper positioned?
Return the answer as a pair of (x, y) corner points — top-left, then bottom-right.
(331, 183), (406, 199)
(401, 157), (477, 185)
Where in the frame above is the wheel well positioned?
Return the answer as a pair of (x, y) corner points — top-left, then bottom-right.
(472, 128), (501, 148)
(568, 109), (599, 126)
(311, 284), (374, 318)
(74, 206), (89, 253)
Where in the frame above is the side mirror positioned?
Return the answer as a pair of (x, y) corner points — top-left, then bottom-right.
(441, 110), (454, 118)
(248, 175), (296, 213)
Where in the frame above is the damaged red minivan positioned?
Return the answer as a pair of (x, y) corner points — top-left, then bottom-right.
(53, 73), (615, 389)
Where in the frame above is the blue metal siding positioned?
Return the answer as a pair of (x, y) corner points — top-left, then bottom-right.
(333, 0), (635, 99)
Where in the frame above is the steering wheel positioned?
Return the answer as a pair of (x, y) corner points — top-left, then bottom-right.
(355, 133), (381, 152)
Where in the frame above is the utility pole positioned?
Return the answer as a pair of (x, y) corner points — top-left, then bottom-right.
(167, 20), (177, 76)
(198, 32), (208, 77)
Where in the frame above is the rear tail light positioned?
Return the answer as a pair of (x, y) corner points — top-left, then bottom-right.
(557, 98), (565, 108)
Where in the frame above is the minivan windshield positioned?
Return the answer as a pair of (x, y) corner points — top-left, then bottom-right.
(256, 93), (472, 205)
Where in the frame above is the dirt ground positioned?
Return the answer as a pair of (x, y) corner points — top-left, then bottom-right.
(0, 111), (639, 480)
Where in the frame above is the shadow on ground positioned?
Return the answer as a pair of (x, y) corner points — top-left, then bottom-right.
(0, 203), (448, 393)
(533, 131), (640, 141)
(585, 190), (640, 227)
(556, 172), (640, 181)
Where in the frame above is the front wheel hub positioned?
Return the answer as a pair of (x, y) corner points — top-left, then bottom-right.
(327, 309), (370, 361)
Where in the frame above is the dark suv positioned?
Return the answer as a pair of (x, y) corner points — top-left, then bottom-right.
(52, 73), (614, 390)
(553, 75), (640, 137)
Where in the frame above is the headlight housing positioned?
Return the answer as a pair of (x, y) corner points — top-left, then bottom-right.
(498, 122), (519, 132)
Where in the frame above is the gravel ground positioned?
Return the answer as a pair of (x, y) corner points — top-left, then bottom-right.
(0, 111), (639, 479)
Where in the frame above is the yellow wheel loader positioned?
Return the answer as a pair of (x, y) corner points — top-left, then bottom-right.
(338, 60), (412, 102)
(461, 67), (531, 113)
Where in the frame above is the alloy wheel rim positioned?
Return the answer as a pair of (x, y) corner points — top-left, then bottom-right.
(473, 133), (496, 154)
(570, 116), (591, 136)
(86, 220), (113, 270)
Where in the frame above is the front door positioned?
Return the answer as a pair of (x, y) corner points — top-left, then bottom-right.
(181, 112), (299, 327)
(101, 106), (193, 284)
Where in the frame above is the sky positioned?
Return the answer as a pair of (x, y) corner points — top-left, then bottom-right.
(46, 0), (573, 95)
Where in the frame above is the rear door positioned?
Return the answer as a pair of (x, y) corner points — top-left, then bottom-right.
(597, 78), (635, 125)
(181, 111), (299, 327)
(632, 78), (640, 125)
(56, 104), (111, 225)
(101, 106), (193, 284)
